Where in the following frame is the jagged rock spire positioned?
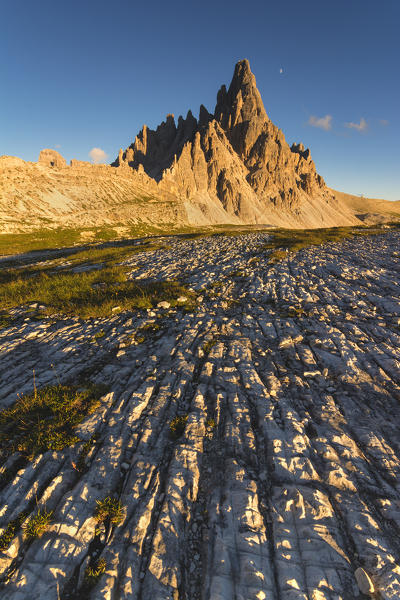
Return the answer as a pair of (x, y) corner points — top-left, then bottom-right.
(214, 59), (269, 160)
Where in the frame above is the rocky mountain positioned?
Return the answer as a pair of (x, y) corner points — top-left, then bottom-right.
(0, 59), (397, 233)
(113, 59), (359, 227)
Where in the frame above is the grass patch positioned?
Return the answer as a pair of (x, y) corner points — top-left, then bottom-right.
(0, 225), (164, 257)
(230, 269), (245, 278)
(268, 250), (288, 264)
(0, 260), (195, 317)
(258, 226), (382, 264)
(134, 321), (162, 344)
(22, 508), (53, 539)
(0, 313), (14, 329)
(94, 497), (125, 526)
(0, 228), (85, 257)
(169, 414), (189, 440)
(0, 511), (28, 550)
(0, 383), (106, 460)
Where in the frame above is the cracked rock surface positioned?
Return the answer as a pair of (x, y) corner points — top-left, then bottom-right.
(1, 231), (400, 599)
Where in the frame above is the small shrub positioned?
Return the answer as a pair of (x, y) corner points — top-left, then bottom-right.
(94, 497), (125, 526)
(206, 418), (216, 428)
(169, 414), (189, 440)
(22, 508), (53, 539)
(93, 329), (105, 340)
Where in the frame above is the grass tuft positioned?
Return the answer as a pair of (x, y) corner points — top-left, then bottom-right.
(84, 557), (107, 586)
(203, 339), (217, 355)
(169, 414), (189, 440)
(94, 497), (125, 526)
(22, 508), (53, 539)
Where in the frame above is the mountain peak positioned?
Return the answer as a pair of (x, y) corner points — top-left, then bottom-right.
(230, 59), (253, 90)
(111, 59), (351, 227)
(214, 59), (268, 159)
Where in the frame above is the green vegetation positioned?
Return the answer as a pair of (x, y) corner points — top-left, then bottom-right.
(0, 228), (86, 257)
(203, 339), (217, 355)
(281, 305), (306, 318)
(258, 226), (383, 264)
(0, 232), (198, 318)
(94, 497), (125, 526)
(76, 434), (98, 473)
(22, 508), (53, 539)
(0, 259), (194, 317)
(93, 329), (105, 340)
(0, 313), (14, 329)
(230, 269), (245, 277)
(268, 249), (288, 264)
(0, 511), (28, 550)
(169, 414), (189, 440)
(0, 224), (166, 257)
(84, 558), (107, 586)
(134, 320), (162, 344)
(0, 383), (106, 459)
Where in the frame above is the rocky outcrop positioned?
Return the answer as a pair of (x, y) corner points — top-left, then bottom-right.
(38, 149), (66, 168)
(114, 59), (351, 226)
(69, 159), (92, 168)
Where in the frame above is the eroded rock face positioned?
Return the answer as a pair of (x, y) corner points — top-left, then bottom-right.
(38, 149), (66, 168)
(115, 59), (334, 223)
(1, 231), (400, 598)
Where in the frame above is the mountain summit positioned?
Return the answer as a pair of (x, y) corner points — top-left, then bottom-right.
(113, 59), (357, 227)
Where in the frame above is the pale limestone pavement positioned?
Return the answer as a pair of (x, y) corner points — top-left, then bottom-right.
(1, 232), (400, 599)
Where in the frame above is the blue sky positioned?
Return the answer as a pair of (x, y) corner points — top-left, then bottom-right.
(1, 0), (399, 199)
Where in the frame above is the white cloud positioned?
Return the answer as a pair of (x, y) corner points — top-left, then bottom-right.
(344, 118), (368, 132)
(308, 114), (332, 131)
(89, 147), (108, 164)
